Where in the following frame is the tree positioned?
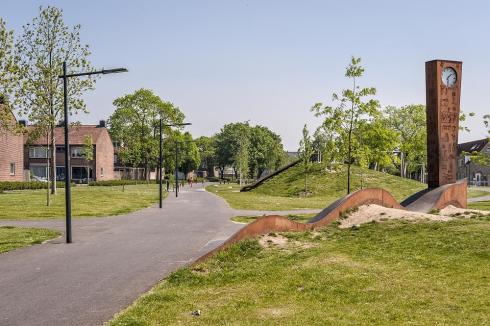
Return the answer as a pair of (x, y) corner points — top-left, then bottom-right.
(312, 57), (379, 194)
(0, 18), (15, 114)
(248, 125), (285, 178)
(12, 6), (95, 194)
(384, 105), (426, 180)
(109, 89), (185, 179)
(215, 122), (250, 180)
(82, 135), (93, 183)
(298, 124), (314, 196)
(179, 132), (200, 175)
(195, 135), (217, 176)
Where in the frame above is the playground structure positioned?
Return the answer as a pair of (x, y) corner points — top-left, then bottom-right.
(197, 179), (467, 263)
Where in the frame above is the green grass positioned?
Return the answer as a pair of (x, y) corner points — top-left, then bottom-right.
(0, 226), (60, 253)
(468, 201), (490, 211)
(109, 218), (490, 325)
(0, 184), (161, 220)
(467, 188), (490, 198)
(207, 163), (426, 210)
(231, 213), (316, 224)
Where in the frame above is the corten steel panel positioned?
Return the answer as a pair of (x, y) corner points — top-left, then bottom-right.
(425, 60), (462, 188)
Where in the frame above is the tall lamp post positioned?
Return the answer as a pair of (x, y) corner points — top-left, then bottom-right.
(158, 121), (191, 207)
(60, 62), (127, 243)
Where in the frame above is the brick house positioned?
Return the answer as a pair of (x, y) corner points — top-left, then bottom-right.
(457, 138), (490, 186)
(24, 121), (115, 182)
(0, 105), (24, 181)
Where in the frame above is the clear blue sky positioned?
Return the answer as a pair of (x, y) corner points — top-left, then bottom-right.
(3, 0), (489, 150)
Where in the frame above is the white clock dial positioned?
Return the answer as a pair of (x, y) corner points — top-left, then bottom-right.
(441, 67), (457, 87)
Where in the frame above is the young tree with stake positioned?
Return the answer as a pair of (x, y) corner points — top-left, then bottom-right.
(312, 57), (379, 194)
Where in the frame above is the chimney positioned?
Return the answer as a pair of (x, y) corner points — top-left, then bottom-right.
(99, 120), (106, 128)
(19, 120), (27, 127)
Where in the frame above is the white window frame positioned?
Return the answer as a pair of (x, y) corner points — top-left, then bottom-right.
(71, 147), (84, 158)
(9, 163), (15, 175)
(29, 146), (50, 158)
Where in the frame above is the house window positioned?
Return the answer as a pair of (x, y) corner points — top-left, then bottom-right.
(30, 164), (48, 180)
(100, 167), (104, 177)
(71, 147), (84, 158)
(29, 147), (50, 158)
(9, 163), (15, 175)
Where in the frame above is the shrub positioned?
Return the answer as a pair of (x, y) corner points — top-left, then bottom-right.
(88, 180), (152, 187)
(0, 181), (65, 192)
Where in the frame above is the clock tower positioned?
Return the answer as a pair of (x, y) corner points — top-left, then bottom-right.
(425, 60), (462, 188)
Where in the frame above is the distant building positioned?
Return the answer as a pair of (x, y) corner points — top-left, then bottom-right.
(0, 105), (24, 181)
(24, 121), (115, 183)
(457, 138), (490, 186)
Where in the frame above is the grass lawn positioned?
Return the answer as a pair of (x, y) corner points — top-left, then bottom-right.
(0, 226), (60, 253)
(468, 201), (490, 211)
(231, 213), (316, 224)
(467, 188), (490, 198)
(0, 184), (161, 220)
(207, 163), (426, 210)
(109, 218), (490, 325)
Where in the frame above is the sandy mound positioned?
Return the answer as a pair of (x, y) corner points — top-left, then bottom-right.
(339, 204), (449, 228)
(339, 204), (490, 228)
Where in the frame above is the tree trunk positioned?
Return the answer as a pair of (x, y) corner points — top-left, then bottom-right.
(50, 121), (57, 194)
(46, 131), (50, 206)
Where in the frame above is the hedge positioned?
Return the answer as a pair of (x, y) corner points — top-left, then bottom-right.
(88, 180), (153, 187)
(0, 181), (66, 192)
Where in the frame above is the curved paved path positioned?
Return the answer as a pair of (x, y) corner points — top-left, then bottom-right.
(0, 184), (244, 326)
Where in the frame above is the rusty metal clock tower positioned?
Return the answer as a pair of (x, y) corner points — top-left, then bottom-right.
(425, 60), (462, 188)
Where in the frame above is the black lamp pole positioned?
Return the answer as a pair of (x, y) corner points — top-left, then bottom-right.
(60, 62), (127, 243)
(62, 62), (71, 243)
(159, 119), (163, 208)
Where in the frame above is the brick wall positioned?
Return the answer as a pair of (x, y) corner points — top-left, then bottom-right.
(95, 129), (115, 180)
(0, 111), (24, 181)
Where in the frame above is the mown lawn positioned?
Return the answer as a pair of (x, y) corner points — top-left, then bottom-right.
(207, 163), (426, 210)
(109, 218), (490, 325)
(469, 200), (490, 211)
(0, 184), (160, 220)
(0, 226), (60, 253)
(231, 213), (316, 224)
(467, 188), (490, 198)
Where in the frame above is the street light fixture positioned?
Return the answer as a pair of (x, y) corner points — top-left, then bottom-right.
(158, 120), (191, 207)
(60, 62), (128, 243)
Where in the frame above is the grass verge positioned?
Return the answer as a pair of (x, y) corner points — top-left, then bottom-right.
(0, 226), (60, 253)
(467, 188), (490, 198)
(109, 218), (490, 325)
(231, 213), (316, 224)
(468, 201), (490, 211)
(0, 184), (161, 220)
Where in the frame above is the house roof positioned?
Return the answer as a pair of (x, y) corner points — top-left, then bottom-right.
(24, 125), (109, 145)
(457, 138), (489, 155)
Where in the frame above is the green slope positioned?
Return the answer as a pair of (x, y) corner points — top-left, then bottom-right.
(207, 163), (426, 211)
(251, 162), (426, 201)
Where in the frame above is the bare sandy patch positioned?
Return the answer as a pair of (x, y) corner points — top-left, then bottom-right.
(259, 234), (289, 248)
(439, 205), (490, 218)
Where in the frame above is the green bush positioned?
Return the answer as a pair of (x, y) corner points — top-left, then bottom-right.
(0, 181), (65, 192)
(88, 180), (152, 187)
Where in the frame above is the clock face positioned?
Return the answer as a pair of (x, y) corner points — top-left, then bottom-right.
(441, 67), (457, 87)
